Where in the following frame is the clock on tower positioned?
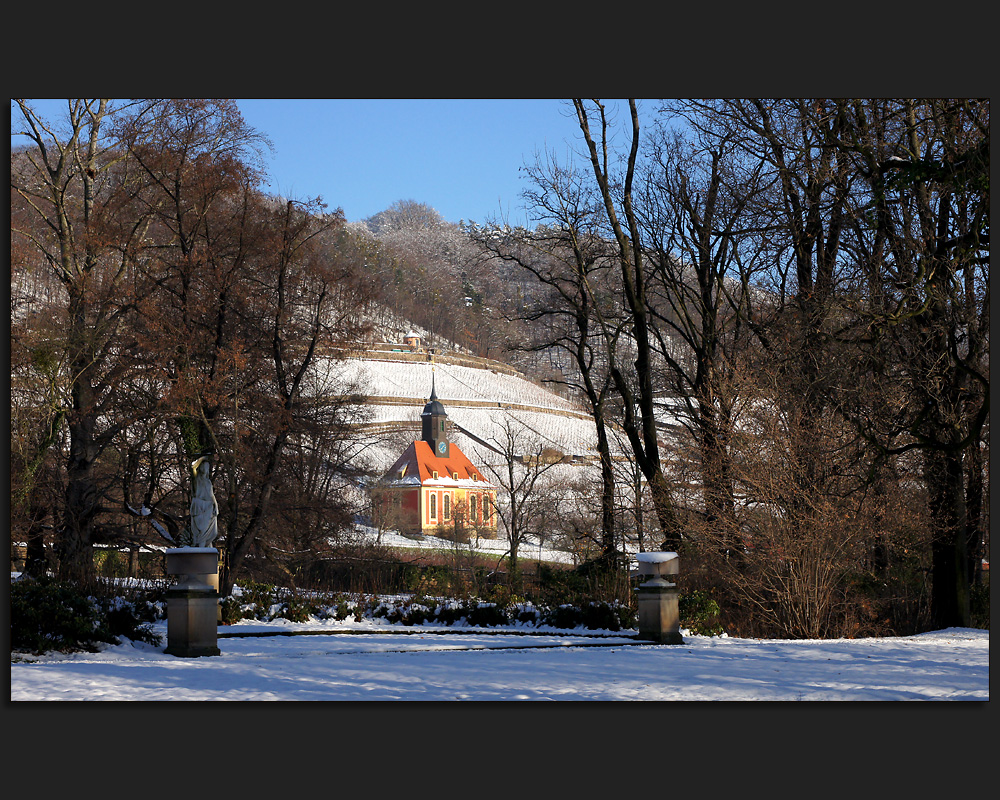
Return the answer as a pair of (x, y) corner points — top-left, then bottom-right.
(421, 373), (449, 459)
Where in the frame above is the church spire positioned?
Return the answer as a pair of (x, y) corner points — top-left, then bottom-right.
(421, 368), (449, 458)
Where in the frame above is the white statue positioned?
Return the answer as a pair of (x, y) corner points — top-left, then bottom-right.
(188, 456), (219, 547)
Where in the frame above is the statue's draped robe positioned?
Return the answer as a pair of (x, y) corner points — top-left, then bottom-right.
(190, 460), (219, 547)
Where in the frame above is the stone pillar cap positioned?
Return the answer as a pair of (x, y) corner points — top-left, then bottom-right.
(636, 551), (678, 562)
(636, 551), (679, 576)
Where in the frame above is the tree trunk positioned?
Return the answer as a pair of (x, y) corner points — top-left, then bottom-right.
(699, 401), (737, 557)
(595, 417), (617, 556)
(925, 447), (971, 629)
(965, 431), (985, 588)
(58, 295), (99, 585)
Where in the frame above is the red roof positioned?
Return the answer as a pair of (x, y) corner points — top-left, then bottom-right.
(384, 440), (493, 487)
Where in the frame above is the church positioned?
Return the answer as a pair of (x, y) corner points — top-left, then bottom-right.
(380, 378), (498, 538)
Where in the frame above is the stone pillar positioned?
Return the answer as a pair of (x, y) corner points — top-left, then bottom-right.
(636, 552), (683, 645)
(164, 547), (220, 657)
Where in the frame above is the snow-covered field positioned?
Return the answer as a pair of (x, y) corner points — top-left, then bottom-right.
(349, 522), (578, 565)
(332, 356), (585, 415)
(11, 617), (988, 701)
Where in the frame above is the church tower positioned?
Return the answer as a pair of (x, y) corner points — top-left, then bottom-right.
(381, 366), (497, 538)
(421, 373), (449, 459)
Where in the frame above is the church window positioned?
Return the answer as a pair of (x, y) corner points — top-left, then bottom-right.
(443, 494), (451, 520)
(470, 494), (478, 522)
(429, 493), (437, 520)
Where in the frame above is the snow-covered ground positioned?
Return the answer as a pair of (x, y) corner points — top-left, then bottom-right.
(349, 523), (578, 565)
(331, 356), (585, 415)
(11, 617), (988, 701)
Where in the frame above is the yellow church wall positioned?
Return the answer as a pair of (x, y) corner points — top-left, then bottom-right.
(421, 486), (497, 536)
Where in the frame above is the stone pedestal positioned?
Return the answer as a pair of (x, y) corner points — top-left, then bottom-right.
(636, 552), (683, 645)
(164, 547), (220, 657)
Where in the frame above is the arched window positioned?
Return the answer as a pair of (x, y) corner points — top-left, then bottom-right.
(470, 494), (478, 522)
(443, 493), (451, 521)
(429, 493), (437, 520)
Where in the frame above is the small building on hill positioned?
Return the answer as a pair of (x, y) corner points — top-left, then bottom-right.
(380, 379), (498, 538)
(403, 331), (423, 352)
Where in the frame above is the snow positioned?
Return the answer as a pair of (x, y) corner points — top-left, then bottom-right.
(10, 616), (988, 701)
(636, 552), (678, 563)
(335, 357), (585, 415)
(330, 353), (614, 466)
(13, 344), (988, 703)
(351, 522), (578, 565)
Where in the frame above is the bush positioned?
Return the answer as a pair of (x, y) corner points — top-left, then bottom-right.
(380, 598), (437, 626)
(219, 594), (246, 625)
(10, 576), (163, 654)
(273, 594), (314, 623)
(221, 583), (353, 624)
(970, 574), (990, 630)
(353, 594), (634, 631)
(102, 594), (163, 645)
(679, 590), (724, 636)
(235, 581), (282, 619)
(542, 601), (634, 631)
(534, 560), (635, 610)
(405, 565), (455, 596)
(330, 594), (354, 621)
(433, 600), (467, 626)
(466, 603), (507, 627)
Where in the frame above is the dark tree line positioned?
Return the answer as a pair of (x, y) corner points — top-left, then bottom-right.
(11, 99), (378, 593)
(10, 99), (988, 636)
(477, 98), (988, 636)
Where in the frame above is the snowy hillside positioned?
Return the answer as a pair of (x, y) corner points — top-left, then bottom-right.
(333, 356), (584, 415)
(320, 344), (624, 477)
(316, 336), (695, 562)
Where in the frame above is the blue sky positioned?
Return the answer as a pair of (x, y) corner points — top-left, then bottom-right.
(12, 99), (652, 227)
(238, 99), (589, 226)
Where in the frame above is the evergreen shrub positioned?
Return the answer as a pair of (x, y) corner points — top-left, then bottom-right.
(273, 595), (314, 623)
(542, 601), (634, 631)
(234, 581), (281, 619)
(679, 589), (724, 636)
(466, 602), (507, 627)
(10, 576), (162, 654)
(219, 594), (246, 625)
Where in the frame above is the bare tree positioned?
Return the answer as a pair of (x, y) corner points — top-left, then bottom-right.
(11, 99), (158, 583)
(570, 99), (683, 550)
(108, 100), (374, 594)
(480, 417), (562, 589)
(636, 114), (768, 558)
(472, 153), (621, 563)
(834, 98), (989, 628)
